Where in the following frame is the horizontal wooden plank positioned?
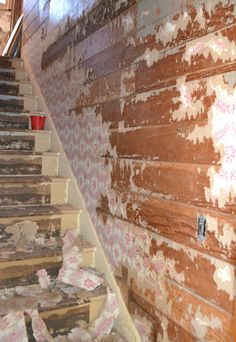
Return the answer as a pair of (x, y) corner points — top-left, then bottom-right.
(108, 120), (219, 164)
(147, 235), (235, 314)
(130, 294), (198, 342)
(128, 299), (159, 341)
(135, 25), (236, 93)
(131, 278), (234, 342)
(23, 0), (50, 44)
(65, 6), (137, 73)
(41, 0), (136, 69)
(99, 211), (235, 314)
(99, 71), (218, 128)
(66, 25), (236, 103)
(68, 1), (236, 87)
(136, 0), (236, 48)
(109, 158), (236, 214)
(73, 67), (136, 112)
(98, 194), (236, 264)
(23, 0), (38, 22)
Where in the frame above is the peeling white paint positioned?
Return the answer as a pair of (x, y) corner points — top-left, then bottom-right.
(213, 261), (235, 300)
(184, 32), (236, 64)
(191, 307), (222, 339)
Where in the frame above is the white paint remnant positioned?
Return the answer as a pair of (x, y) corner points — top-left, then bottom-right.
(134, 89), (159, 104)
(118, 120), (142, 133)
(197, 167), (201, 174)
(213, 261), (235, 300)
(185, 120), (212, 144)
(156, 11), (191, 46)
(206, 215), (236, 251)
(216, 265), (232, 282)
(172, 77), (205, 122)
(141, 48), (160, 67)
(115, 0), (127, 11)
(122, 14), (134, 34)
(133, 312), (153, 342)
(191, 307), (222, 339)
(205, 82), (236, 207)
(218, 223), (236, 250)
(184, 32), (236, 64)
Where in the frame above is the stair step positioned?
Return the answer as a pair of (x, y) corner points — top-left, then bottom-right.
(0, 80), (33, 96)
(29, 284), (106, 339)
(0, 204), (80, 245)
(0, 113), (29, 129)
(0, 129), (51, 152)
(0, 57), (23, 69)
(0, 151), (59, 175)
(0, 245), (62, 289)
(0, 94), (38, 112)
(0, 176), (69, 206)
(0, 237), (96, 288)
(0, 67), (28, 81)
(0, 282), (106, 339)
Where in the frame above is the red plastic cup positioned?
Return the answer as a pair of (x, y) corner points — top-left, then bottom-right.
(30, 115), (46, 130)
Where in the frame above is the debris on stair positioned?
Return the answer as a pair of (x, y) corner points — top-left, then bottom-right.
(0, 311), (28, 342)
(0, 228), (124, 341)
(57, 228), (104, 290)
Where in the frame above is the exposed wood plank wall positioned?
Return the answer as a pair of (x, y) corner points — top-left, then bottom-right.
(22, 0), (236, 341)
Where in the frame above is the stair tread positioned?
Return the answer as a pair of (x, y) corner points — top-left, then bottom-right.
(0, 244), (62, 262)
(0, 129), (50, 134)
(0, 280), (107, 317)
(0, 204), (80, 218)
(0, 175), (67, 183)
(0, 151), (59, 156)
(0, 127), (30, 132)
(0, 236), (95, 263)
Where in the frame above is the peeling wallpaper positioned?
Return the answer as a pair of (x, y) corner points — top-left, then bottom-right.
(22, 0), (236, 340)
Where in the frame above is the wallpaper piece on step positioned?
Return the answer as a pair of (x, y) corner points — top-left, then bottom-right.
(57, 228), (104, 290)
(0, 311), (28, 342)
(62, 289), (120, 341)
(37, 268), (51, 289)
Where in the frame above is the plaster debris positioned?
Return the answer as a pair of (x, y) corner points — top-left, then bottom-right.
(5, 221), (38, 245)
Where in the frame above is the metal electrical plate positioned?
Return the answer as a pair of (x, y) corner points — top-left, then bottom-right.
(197, 214), (207, 242)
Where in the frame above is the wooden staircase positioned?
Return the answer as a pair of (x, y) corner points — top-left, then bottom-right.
(0, 56), (127, 341)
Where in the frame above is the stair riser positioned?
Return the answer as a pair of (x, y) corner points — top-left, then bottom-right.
(0, 81), (33, 96)
(26, 297), (106, 341)
(0, 180), (68, 206)
(0, 69), (28, 81)
(0, 258), (62, 289)
(0, 135), (35, 151)
(0, 59), (23, 69)
(0, 248), (95, 289)
(0, 114), (29, 129)
(27, 305), (90, 341)
(0, 212), (79, 246)
(0, 95), (38, 112)
(0, 154), (59, 176)
(0, 132), (50, 152)
(0, 82), (19, 95)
